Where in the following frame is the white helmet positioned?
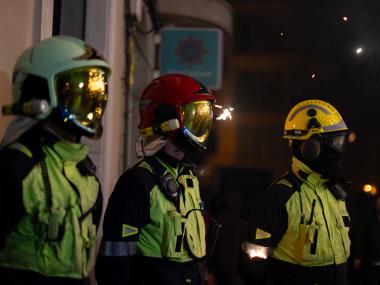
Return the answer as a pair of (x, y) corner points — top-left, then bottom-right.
(11, 35), (111, 138)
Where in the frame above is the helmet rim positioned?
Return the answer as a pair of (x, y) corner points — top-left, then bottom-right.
(283, 99), (348, 141)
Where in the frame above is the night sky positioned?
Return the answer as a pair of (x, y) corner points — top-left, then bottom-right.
(208, 3), (380, 283)
(227, 0), (380, 196)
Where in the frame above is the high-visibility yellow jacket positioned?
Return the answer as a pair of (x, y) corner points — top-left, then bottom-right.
(244, 157), (350, 284)
(0, 129), (102, 279)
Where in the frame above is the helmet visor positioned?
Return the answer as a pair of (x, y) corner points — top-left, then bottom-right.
(181, 100), (213, 146)
(55, 67), (108, 135)
(326, 132), (346, 152)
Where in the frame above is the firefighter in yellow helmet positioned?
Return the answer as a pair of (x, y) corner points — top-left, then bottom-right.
(238, 100), (351, 285)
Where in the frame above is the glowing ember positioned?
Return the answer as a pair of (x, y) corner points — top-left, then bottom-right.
(215, 105), (234, 120)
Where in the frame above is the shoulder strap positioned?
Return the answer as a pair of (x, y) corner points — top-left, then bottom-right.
(2, 128), (44, 184)
(141, 156), (181, 211)
(140, 156), (167, 181)
(282, 171), (302, 192)
(77, 156), (97, 176)
(284, 170), (305, 223)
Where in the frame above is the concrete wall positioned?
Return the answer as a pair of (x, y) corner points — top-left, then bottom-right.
(0, 0), (36, 139)
(94, 0), (127, 204)
(157, 0), (233, 34)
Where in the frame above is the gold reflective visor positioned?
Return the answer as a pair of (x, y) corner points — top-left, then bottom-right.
(181, 100), (213, 146)
(55, 67), (108, 134)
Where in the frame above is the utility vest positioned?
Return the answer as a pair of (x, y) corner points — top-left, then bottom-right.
(136, 157), (206, 262)
(0, 139), (100, 278)
(272, 157), (350, 266)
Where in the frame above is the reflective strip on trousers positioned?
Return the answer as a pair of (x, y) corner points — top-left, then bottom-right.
(100, 241), (137, 256)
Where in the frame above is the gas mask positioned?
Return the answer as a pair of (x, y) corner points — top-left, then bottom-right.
(294, 131), (347, 180)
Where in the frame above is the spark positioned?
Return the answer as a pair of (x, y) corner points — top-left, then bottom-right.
(342, 16), (348, 22)
(311, 73), (317, 79)
(215, 105), (234, 120)
(356, 47), (363, 54)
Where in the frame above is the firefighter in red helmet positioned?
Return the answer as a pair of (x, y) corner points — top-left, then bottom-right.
(96, 74), (218, 285)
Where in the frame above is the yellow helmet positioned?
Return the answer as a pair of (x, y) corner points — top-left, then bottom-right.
(283, 99), (348, 140)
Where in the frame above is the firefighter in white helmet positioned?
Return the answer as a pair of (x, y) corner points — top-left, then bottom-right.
(0, 35), (110, 284)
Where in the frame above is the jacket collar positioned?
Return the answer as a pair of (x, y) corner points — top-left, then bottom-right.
(42, 129), (89, 162)
(291, 156), (329, 185)
(52, 140), (89, 162)
(155, 150), (195, 176)
(156, 150), (182, 168)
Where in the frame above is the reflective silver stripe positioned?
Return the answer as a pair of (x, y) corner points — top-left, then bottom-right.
(289, 104), (331, 121)
(100, 241), (137, 257)
(322, 119), (347, 131)
(242, 241), (272, 259)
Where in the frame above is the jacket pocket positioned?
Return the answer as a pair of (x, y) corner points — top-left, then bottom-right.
(297, 224), (319, 261)
(161, 211), (185, 259)
(340, 216), (351, 258)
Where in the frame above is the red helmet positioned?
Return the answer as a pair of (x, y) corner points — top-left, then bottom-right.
(138, 73), (216, 150)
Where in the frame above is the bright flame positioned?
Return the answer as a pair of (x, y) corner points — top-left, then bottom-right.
(342, 16), (348, 22)
(215, 104), (234, 121)
(311, 73), (317, 79)
(356, 47), (363, 54)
